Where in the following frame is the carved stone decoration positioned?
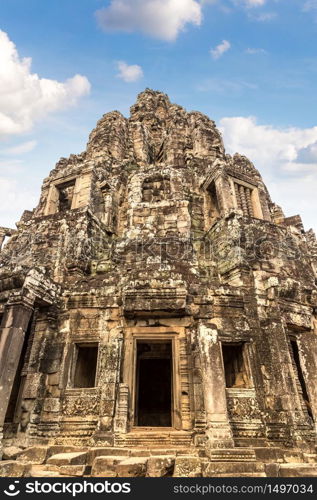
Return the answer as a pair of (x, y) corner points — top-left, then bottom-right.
(114, 384), (129, 434)
(0, 90), (316, 476)
(61, 394), (100, 417)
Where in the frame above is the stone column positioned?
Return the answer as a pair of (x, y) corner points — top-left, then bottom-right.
(297, 332), (317, 433)
(214, 174), (235, 215)
(258, 316), (307, 444)
(197, 322), (234, 451)
(0, 302), (34, 428)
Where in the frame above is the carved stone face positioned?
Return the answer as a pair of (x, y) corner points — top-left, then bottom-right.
(142, 175), (171, 203)
(20, 409), (30, 431)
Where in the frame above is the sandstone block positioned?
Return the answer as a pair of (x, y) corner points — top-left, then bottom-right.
(203, 461), (264, 476)
(279, 464), (317, 477)
(17, 446), (48, 464)
(0, 461), (26, 477)
(146, 456), (175, 477)
(115, 457), (148, 477)
(47, 452), (88, 466)
(88, 447), (130, 464)
(2, 446), (23, 460)
(91, 456), (126, 476)
(59, 465), (86, 476)
(30, 466), (62, 477)
(174, 457), (202, 477)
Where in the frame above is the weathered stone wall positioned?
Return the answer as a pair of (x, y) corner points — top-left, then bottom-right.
(0, 89), (316, 460)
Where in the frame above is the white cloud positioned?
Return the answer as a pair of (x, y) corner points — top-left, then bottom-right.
(210, 40), (231, 60)
(219, 117), (317, 167)
(0, 177), (38, 227)
(95, 0), (202, 41)
(2, 140), (37, 156)
(219, 116), (317, 230)
(0, 30), (91, 139)
(116, 61), (144, 82)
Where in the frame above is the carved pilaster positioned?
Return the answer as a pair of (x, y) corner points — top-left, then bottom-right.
(114, 383), (129, 434)
(197, 322), (234, 451)
(0, 302), (34, 435)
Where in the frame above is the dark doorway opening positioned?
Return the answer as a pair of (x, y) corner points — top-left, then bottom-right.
(135, 341), (172, 427)
(5, 314), (34, 424)
(222, 343), (251, 388)
(290, 339), (313, 421)
(57, 179), (75, 212)
(73, 344), (98, 388)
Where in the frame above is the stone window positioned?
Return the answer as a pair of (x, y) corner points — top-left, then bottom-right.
(142, 174), (171, 203)
(57, 180), (76, 212)
(222, 343), (251, 388)
(233, 181), (255, 217)
(290, 339), (313, 420)
(72, 343), (98, 388)
(206, 181), (220, 224)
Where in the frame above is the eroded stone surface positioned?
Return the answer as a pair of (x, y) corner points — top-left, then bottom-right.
(174, 457), (202, 477)
(0, 461), (26, 477)
(16, 446), (48, 465)
(0, 89), (317, 477)
(115, 457), (148, 477)
(146, 456), (175, 477)
(91, 456), (125, 476)
(47, 452), (88, 466)
(2, 446), (23, 460)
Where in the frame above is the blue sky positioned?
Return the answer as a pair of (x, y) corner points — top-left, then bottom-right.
(0, 0), (317, 231)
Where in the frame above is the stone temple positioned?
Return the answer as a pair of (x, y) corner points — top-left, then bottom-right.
(0, 89), (317, 477)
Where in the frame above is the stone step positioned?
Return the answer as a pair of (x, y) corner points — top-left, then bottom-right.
(91, 456), (130, 476)
(2, 446), (24, 460)
(30, 465), (64, 478)
(146, 456), (175, 477)
(47, 445), (88, 459)
(59, 465), (87, 477)
(88, 447), (130, 465)
(16, 446), (48, 465)
(115, 431), (193, 448)
(92, 471), (118, 478)
(47, 452), (88, 466)
(282, 449), (304, 463)
(207, 448), (257, 462)
(212, 473), (267, 477)
(174, 456), (203, 477)
(114, 457), (149, 477)
(91, 454), (177, 477)
(0, 461), (27, 477)
(124, 447), (196, 457)
(303, 453), (317, 464)
(279, 464), (317, 477)
(254, 447), (284, 463)
(203, 461), (265, 476)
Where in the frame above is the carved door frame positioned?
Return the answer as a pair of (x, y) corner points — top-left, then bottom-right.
(123, 327), (183, 431)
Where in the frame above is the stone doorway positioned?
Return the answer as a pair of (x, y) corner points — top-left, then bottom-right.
(4, 314), (34, 427)
(135, 340), (172, 427)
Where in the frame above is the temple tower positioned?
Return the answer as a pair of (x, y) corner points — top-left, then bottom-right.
(0, 90), (317, 476)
